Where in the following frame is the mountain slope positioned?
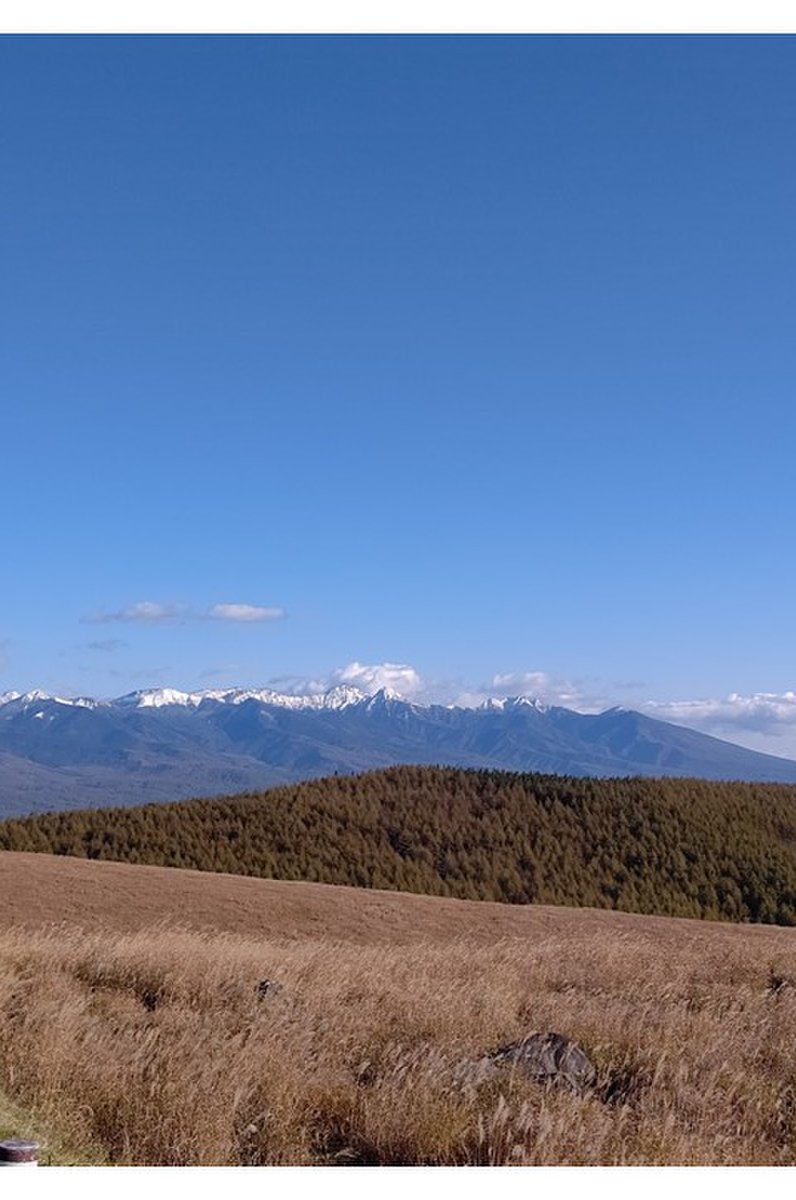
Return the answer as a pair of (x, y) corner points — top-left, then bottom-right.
(2, 687), (796, 818)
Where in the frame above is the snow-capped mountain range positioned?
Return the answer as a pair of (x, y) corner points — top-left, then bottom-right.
(1, 684), (795, 819)
(0, 685), (548, 713)
(0, 684), (374, 713)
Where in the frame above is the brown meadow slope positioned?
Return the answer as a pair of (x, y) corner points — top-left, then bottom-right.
(3, 851), (796, 1165)
(3, 848), (784, 945)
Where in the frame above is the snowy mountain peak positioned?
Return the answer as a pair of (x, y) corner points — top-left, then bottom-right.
(310, 684), (368, 709)
(0, 685), (552, 714)
(514, 696), (548, 712)
(22, 690), (67, 707)
(112, 684), (369, 712)
(477, 695), (548, 714)
(364, 686), (409, 708)
(0, 690), (102, 712)
(117, 688), (194, 709)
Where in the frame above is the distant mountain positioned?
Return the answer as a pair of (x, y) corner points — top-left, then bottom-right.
(2, 685), (796, 818)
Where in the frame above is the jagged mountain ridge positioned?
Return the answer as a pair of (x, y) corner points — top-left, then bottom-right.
(0, 683), (372, 712)
(1, 685), (796, 818)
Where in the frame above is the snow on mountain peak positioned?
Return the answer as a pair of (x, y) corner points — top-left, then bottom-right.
(477, 695), (548, 714)
(205, 684), (368, 711)
(365, 686), (409, 707)
(20, 690), (68, 707)
(0, 690), (102, 712)
(309, 684), (368, 709)
(1, 684), (553, 716)
(117, 688), (194, 709)
(111, 684), (369, 712)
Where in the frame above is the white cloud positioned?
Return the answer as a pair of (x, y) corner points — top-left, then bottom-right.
(85, 600), (284, 625)
(329, 661), (424, 697)
(266, 673), (330, 696)
(454, 670), (602, 711)
(644, 691), (796, 738)
(493, 671), (585, 706)
(267, 661), (425, 700)
(86, 601), (187, 625)
(266, 662), (598, 710)
(208, 603), (284, 623)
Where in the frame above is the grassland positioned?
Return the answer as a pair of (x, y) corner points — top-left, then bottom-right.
(3, 851), (796, 1165)
(0, 1085), (102, 1166)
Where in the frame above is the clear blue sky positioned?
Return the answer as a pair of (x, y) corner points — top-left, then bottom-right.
(2, 35), (796, 750)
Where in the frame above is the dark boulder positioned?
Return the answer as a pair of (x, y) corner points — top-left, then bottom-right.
(255, 979), (282, 1000)
(492, 1031), (595, 1091)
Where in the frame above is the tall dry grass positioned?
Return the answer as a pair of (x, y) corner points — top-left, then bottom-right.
(2, 918), (796, 1165)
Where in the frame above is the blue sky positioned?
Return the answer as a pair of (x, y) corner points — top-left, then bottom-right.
(3, 34), (796, 753)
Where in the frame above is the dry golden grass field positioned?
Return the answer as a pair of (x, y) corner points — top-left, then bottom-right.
(3, 850), (796, 1166)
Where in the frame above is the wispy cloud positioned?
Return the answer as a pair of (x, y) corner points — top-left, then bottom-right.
(86, 638), (127, 652)
(84, 600), (284, 625)
(208, 603), (284, 623)
(84, 602), (188, 625)
(266, 661), (594, 710)
(107, 665), (172, 681)
(266, 673), (329, 696)
(453, 670), (605, 711)
(198, 664), (242, 680)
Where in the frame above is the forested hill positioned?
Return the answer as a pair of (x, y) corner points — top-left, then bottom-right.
(4, 766), (796, 925)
